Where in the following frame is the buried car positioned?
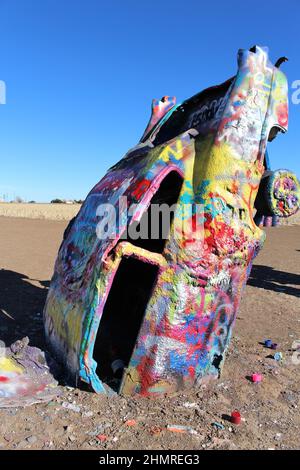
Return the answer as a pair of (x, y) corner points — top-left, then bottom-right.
(44, 46), (300, 397)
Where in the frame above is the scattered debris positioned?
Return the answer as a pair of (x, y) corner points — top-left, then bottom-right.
(124, 419), (136, 427)
(212, 422), (225, 430)
(87, 424), (110, 436)
(167, 424), (198, 435)
(96, 434), (107, 442)
(149, 425), (163, 436)
(61, 402), (81, 413)
(182, 402), (198, 409)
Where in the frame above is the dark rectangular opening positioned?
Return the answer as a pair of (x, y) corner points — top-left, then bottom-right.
(124, 170), (183, 253)
(93, 256), (159, 392)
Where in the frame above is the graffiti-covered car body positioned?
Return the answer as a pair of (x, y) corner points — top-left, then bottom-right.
(44, 46), (299, 396)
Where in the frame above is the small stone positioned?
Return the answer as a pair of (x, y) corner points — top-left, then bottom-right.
(82, 411), (94, 418)
(62, 402), (81, 412)
(43, 441), (54, 448)
(182, 402), (198, 409)
(64, 425), (72, 432)
(16, 440), (28, 449)
(26, 436), (37, 445)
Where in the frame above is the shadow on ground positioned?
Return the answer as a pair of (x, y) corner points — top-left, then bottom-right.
(248, 265), (300, 297)
(0, 269), (49, 349)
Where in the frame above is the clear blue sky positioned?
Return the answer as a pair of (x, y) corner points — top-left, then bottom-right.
(0, 0), (299, 202)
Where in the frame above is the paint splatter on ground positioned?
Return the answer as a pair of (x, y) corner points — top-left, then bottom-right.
(0, 337), (61, 408)
(0, 218), (299, 449)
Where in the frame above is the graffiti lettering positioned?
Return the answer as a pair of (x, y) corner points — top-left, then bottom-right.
(188, 96), (226, 128)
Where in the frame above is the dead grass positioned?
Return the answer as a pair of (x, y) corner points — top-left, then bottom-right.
(0, 203), (80, 221)
(279, 211), (300, 226)
(0, 203), (299, 224)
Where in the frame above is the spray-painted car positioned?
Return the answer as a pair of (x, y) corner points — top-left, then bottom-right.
(44, 46), (299, 397)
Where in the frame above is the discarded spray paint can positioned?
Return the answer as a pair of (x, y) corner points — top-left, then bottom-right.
(231, 411), (241, 425)
(251, 373), (262, 383)
(264, 339), (272, 348)
(274, 352), (283, 361)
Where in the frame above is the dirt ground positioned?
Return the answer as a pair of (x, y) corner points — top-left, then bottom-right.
(0, 217), (299, 450)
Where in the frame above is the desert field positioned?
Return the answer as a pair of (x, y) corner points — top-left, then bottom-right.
(0, 217), (299, 450)
(0, 203), (80, 220)
(1, 202), (300, 226)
